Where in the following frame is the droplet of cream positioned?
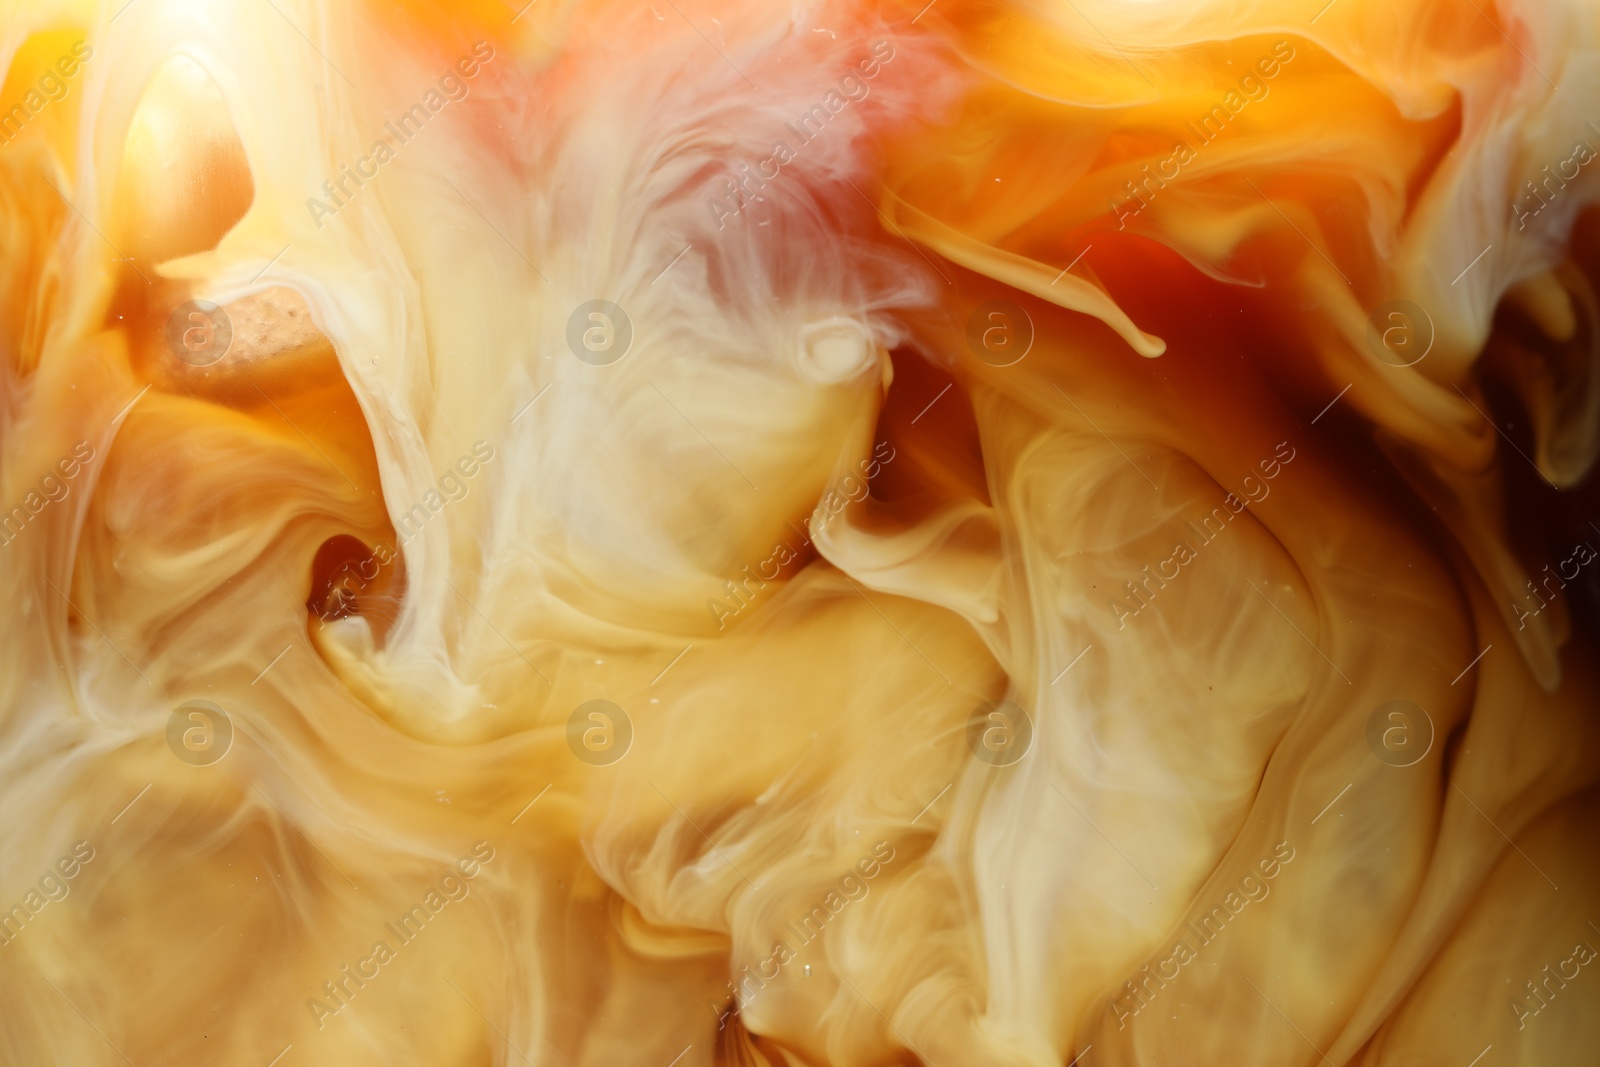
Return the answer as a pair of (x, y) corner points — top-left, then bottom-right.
(795, 318), (876, 384)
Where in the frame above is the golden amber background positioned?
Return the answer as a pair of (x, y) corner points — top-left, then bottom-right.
(0, 0), (1596, 1064)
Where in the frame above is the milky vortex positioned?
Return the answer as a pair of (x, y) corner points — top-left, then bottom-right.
(0, 1), (1597, 1065)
